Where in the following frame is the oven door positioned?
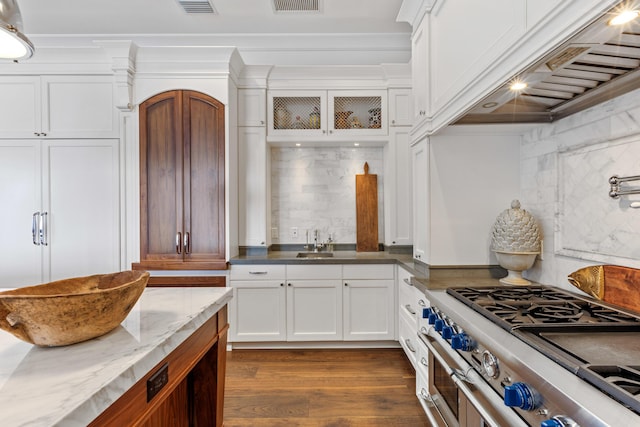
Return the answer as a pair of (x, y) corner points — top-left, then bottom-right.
(420, 330), (528, 427)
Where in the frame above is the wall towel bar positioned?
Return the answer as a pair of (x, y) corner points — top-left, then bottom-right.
(609, 175), (640, 198)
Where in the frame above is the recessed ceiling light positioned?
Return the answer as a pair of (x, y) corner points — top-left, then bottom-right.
(354, 143), (360, 147)
(295, 143), (301, 147)
(482, 102), (499, 109)
(510, 81), (528, 92)
(608, 10), (639, 26)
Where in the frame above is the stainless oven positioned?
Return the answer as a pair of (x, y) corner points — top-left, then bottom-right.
(419, 325), (528, 427)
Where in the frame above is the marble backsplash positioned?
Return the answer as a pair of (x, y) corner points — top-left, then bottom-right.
(521, 87), (640, 289)
(270, 146), (384, 245)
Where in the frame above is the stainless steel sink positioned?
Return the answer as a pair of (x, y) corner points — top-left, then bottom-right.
(296, 252), (334, 258)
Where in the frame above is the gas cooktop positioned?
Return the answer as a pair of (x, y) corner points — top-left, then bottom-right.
(447, 285), (640, 415)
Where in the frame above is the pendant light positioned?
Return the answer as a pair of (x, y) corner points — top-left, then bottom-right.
(0, 0), (34, 60)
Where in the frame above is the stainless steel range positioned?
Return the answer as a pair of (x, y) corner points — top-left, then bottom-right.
(419, 284), (640, 427)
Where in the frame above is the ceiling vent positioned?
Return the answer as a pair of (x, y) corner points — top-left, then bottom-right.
(273, 0), (320, 13)
(176, 0), (217, 14)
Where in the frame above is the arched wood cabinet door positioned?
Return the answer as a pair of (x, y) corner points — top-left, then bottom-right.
(135, 90), (226, 270)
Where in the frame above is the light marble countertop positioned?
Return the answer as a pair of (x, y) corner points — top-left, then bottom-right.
(0, 287), (233, 427)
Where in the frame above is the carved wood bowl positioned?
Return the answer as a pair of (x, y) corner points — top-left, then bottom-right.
(0, 270), (149, 347)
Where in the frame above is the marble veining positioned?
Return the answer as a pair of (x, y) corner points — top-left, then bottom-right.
(271, 146), (384, 245)
(521, 86), (640, 288)
(0, 287), (232, 427)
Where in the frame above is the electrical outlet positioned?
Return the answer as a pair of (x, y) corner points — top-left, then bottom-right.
(271, 227), (278, 239)
(291, 227), (298, 239)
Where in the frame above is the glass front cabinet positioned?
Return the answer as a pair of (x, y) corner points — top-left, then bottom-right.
(267, 90), (388, 140)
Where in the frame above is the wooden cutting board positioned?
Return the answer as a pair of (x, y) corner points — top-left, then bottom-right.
(355, 162), (378, 252)
(568, 265), (640, 312)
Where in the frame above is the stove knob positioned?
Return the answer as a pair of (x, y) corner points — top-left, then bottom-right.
(481, 350), (500, 379)
(428, 312), (438, 325)
(442, 325), (454, 339)
(451, 333), (476, 351)
(504, 382), (542, 411)
(434, 318), (445, 332)
(540, 415), (579, 427)
(422, 307), (433, 319)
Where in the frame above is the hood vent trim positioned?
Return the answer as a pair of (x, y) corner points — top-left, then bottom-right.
(177, 0), (217, 14)
(273, 0), (320, 13)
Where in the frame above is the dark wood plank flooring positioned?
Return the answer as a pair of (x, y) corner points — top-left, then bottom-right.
(223, 348), (429, 426)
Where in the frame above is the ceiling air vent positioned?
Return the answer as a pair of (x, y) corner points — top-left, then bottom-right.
(273, 0), (320, 13)
(177, 0), (217, 14)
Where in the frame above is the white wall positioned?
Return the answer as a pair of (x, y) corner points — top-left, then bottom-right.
(521, 87), (640, 290)
(429, 126), (522, 265)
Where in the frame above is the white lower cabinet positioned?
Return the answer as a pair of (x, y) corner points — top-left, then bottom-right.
(229, 263), (397, 343)
(399, 311), (418, 368)
(228, 265), (286, 341)
(343, 264), (395, 340)
(286, 264), (342, 341)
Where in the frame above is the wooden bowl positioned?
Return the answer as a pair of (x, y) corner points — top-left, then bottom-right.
(0, 270), (150, 347)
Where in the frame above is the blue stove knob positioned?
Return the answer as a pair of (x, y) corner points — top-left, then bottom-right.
(504, 382), (541, 411)
(428, 312), (438, 325)
(540, 416), (577, 427)
(422, 307), (433, 319)
(451, 333), (476, 351)
(434, 318), (444, 332)
(442, 325), (454, 339)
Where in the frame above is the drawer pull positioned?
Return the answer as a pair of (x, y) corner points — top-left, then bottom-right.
(420, 357), (428, 367)
(405, 338), (416, 353)
(403, 278), (413, 286)
(249, 271), (268, 275)
(405, 304), (416, 315)
(418, 299), (426, 307)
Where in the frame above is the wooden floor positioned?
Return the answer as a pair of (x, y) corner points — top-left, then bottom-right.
(223, 348), (429, 427)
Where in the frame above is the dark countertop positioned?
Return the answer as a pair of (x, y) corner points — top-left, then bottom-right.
(230, 251), (509, 291)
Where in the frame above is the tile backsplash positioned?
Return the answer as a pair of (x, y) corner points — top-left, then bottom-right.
(271, 146), (384, 245)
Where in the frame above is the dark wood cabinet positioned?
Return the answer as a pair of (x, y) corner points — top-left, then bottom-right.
(135, 90), (226, 270)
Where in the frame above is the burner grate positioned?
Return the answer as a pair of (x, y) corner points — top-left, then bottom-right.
(579, 365), (640, 414)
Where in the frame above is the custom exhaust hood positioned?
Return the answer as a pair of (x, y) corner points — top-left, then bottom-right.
(455, 4), (640, 124)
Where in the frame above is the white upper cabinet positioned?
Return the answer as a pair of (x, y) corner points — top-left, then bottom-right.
(388, 88), (413, 127)
(267, 89), (388, 141)
(0, 76), (117, 139)
(238, 88), (266, 127)
(412, 137), (429, 263)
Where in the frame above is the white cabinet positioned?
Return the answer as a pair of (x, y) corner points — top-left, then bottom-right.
(229, 265), (287, 341)
(412, 137), (429, 262)
(0, 140), (120, 288)
(238, 89), (266, 127)
(0, 76), (117, 139)
(384, 127), (413, 247)
(286, 264), (343, 341)
(229, 263), (398, 344)
(397, 266), (418, 368)
(389, 88), (413, 127)
(343, 264), (395, 340)
(411, 16), (429, 129)
(267, 90), (388, 141)
(238, 126), (268, 248)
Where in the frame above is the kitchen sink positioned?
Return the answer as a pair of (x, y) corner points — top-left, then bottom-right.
(296, 252), (334, 258)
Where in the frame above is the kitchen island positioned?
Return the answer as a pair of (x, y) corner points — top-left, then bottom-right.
(0, 286), (232, 427)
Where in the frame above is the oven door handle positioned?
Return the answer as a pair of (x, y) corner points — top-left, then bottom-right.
(422, 330), (529, 427)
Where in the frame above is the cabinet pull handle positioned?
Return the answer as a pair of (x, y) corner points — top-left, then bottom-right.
(403, 278), (413, 286)
(418, 299), (426, 307)
(405, 338), (416, 353)
(405, 304), (416, 315)
(40, 212), (48, 246)
(249, 271), (268, 275)
(420, 357), (428, 367)
(184, 232), (190, 254)
(32, 212), (40, 245)
(280, 283), (284, 286)
(176, 232), (182, 254)
(344, 282), (348, 286)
